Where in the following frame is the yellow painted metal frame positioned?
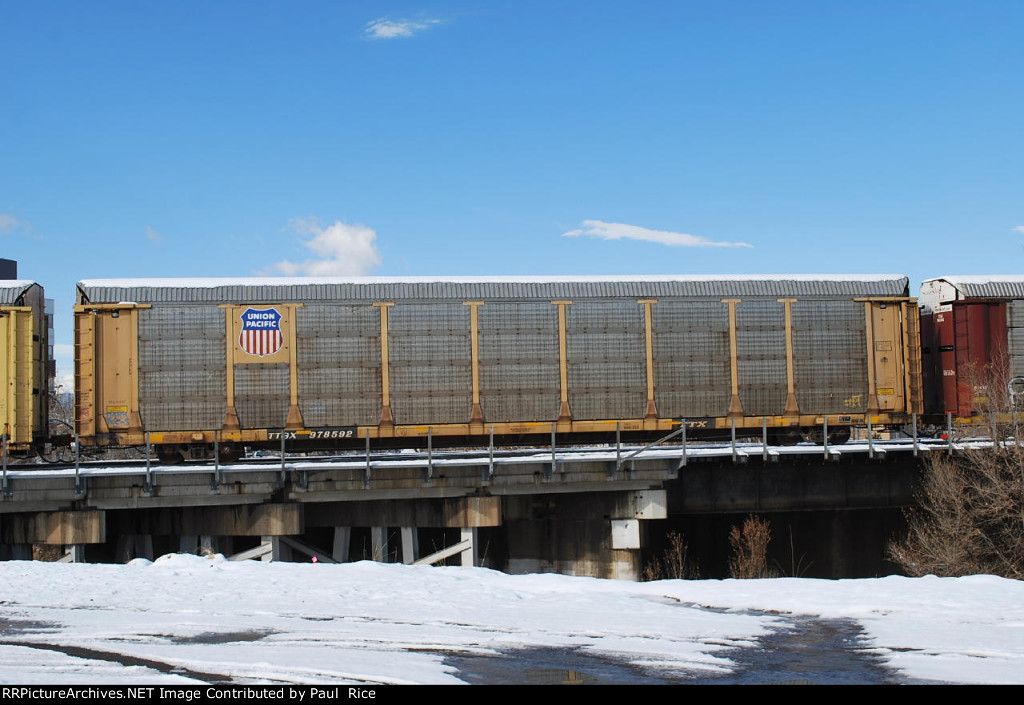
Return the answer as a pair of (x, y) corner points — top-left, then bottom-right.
(79, 411), (910, 448)
(465, 301), (485, 428)
(778, 298), (800, 415)
(373, 302), (395, 426)
(722, 299), (744, 416)
(552, 300), (572, 425)
(639, 299), (658, 427)
(0, 307), (35, 448)
(73, 303), (150, 437)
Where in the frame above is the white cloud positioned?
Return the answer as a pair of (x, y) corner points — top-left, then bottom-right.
(563, 219), (753, 249)
(273, 218), (382, 276)
(145, 225), (162, 242)
(0, 213), (19, 233)
(365, 17), (442, 40)
(1013, 226), (1024, 235)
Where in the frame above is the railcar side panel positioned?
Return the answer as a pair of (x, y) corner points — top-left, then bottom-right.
(388, 303), (472, 425)
(791, 301), (868, 414)
(566, 300), (646, 421)
(139, 305), (226, 431)
(296, 304), (381, 427)
(235, 363), (290, 429)
(652, 301), (731, 419)
(735, 300), (787, 416)
(1007, 301), (1024, 379)
(478, 302), (560, 423)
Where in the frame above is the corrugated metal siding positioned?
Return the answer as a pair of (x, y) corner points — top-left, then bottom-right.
(567, 301), (647, 420)
(138, 306), (226, 431)
(235, 364), (290, 429)
(389, 304), (471, 425)
(297, 304), (381, 427)
(950, 280), (1024, 300)
(0, 282), (37, 305)
(737, 301), (788, 415)
(78, 277), (911, 304)
(478, 302), (560, 423)
(1008, 302), (1024, 378)
(653, 302), (731, 418)
(792, 301), (868, 414)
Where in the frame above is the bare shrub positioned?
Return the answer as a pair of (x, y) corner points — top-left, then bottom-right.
(891, 351), (1024, 579)
(728, 515), (774, 579)
(642, 530), (699, 581)
(889, 445), (1024, 579)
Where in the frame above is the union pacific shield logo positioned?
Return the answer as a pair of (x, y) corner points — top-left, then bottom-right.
(239, 307), (284, 356)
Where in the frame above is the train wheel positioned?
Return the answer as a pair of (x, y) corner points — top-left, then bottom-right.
(772, 429), (804, 446)
(827, 426), (851, 445)
(217, 443), (242, 463)
(156, 444), (185, 464)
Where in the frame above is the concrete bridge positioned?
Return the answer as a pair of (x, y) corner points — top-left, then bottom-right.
(0, 437), (939, 579)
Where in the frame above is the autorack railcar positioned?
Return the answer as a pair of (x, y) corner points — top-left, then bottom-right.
(0, 280), (50, 454)
(73, 275), (923, 461)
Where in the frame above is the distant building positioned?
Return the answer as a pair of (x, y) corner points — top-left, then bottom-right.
(0, 259), (16, 279)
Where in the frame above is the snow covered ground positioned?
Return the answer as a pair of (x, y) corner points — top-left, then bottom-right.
(0, 556), (1021, 684)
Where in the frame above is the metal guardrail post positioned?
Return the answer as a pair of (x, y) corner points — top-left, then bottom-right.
(279, 431), (287, 485)
(364, 434), (372, 487)
(762, 417), (768, 462)
(947, 412), (953, 456)
(550, 425), (557, 477)
(912, 413), (919, 457)
(426, 427), (433, 482)
(487, 426), (494, 480)
(1, 434), (9, 498)
(212, 435), (221, 491)
(615, 421), (621, 475)
(823, 417), (829, 459)
(730, 418), (737, 464)
(74, 433), (83, 495)
(867, 418), (874, 460)
(143, 431), (153, 495)
(680, 420), (687, 468)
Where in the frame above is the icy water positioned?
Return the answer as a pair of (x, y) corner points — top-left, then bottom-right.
(447, 618), (911, 685)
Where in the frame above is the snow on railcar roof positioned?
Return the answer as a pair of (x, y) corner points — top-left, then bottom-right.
(920, 275), (1024, 306)
(0, 280), (41, 305)
(77, 274), (910, 304)
(80, 273), (907, 287)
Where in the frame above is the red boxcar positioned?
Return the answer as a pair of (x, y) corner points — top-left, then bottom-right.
(920, 277), (1024, 418)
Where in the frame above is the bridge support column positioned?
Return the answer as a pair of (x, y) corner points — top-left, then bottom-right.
(503, 490), (666, 581)
(370, 526), (388, 562)
(460, 528), (478, 567)
(62, 545), (86, 563)
(260, 536), (288, 562)
(401, 527), (419, 564)
(116, 534), (153, 563)
(332, 527), (351, 562)
(0, 544), (31, 560)
(199, 535), (222, 556)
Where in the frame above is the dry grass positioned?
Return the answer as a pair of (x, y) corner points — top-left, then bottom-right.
(728, 515), (775, 579)
(642, 530), (699, 581)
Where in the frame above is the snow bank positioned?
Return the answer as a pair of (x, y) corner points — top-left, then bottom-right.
(0, 559), (1021, 684)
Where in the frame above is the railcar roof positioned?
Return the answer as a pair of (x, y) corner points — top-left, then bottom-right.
(77, 274), (910, 304)
(0, 280), (41, 305)
(922, 275), (1024, 300)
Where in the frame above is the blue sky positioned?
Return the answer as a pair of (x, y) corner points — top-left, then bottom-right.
(1, 2), (1022, 385)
